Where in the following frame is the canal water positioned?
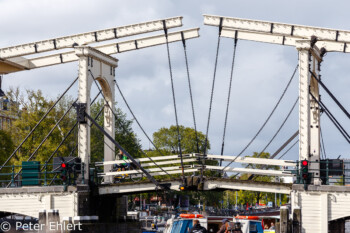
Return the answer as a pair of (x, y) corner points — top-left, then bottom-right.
(346, 221), (350, 233)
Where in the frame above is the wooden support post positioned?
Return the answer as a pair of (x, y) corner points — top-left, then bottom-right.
(293, 207), (301, 233)
(280, 206), (289, 233)
(47, 209), (60, 233)
(38, 210), (46, 233)
(275, 222), (281, 233)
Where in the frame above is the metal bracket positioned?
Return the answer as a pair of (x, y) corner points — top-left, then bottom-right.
(74, 103), (87, 124)
(158, 183), (171, 190)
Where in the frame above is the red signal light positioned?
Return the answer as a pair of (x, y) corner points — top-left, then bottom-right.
(61, 163), (66, 168)
(302, 160), (308, 167)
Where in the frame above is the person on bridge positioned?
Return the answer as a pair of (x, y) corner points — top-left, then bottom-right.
(114, 150), (128, 171)
(189, 219), (207, 233)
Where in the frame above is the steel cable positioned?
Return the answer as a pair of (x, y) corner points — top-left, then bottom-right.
(114, 80), (175, 178)
(246, 97), (299, 180)
(277, 139), (299, 160)
(88, 70), (174, 179)
(202, 19), (224, 181)
(220, 35), (238, 166)
(0, 76), (78, 172)
(181, 32), (200, 154)
(163, 21), (185, 178)
(222, 65), (298, 171)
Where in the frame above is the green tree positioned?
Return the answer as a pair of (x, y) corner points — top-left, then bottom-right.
(150, 125), (222, 208)
(6, 88), (76, 166)
(152, 125), (209, 154)
(4, 87), (141, 169)
(0, 130), (15, 175)
(223, 190), (238, 208)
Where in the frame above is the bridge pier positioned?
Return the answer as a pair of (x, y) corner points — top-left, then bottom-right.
(292, 184), (350, 233)
(0, 185), (142, 233)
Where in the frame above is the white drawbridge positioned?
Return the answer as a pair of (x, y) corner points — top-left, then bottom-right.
(0, 14), (349, 233)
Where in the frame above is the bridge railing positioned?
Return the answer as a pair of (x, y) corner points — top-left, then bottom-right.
(95, 153), (297, 184)
(0, 161), (84, 188)
(96, 153), (200, 183)
(95, 153), (350, 187)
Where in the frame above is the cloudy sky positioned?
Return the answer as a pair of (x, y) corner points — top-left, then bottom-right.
(1, 0), (349, 163)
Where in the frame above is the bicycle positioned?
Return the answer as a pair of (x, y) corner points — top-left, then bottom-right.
(112, 163), (143, 183)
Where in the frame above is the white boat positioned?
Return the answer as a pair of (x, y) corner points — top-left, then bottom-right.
(164, 215), (265, 233)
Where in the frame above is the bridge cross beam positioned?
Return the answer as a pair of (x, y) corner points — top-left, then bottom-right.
(296, 40), (322, 185)
(75, 46), (118, 183)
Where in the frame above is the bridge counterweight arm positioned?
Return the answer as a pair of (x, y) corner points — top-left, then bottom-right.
(204, 14), (350, 43)
(204, 14), (350, 53)
(1, 28), (199, 74)
(0, 16), (183, 59)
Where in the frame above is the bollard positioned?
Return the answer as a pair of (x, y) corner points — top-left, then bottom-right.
(280, 206), (289, 233)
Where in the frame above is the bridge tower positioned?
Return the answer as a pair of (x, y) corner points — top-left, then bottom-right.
(296, 40), (322, 185)
(75, 46), (118, 183)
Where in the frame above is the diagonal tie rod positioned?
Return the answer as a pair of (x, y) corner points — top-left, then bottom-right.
(73, 103), (166, 189)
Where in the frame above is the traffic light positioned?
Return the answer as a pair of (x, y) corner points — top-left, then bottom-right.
(179, 184), (186, 191)
(60, 162), (68, 183)
(53, 157), (81, 172)
(301, 160), (309, 183)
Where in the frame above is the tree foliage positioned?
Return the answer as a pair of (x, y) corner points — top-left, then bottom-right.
(152, 125), (209, 154)
(0, 130), (14, 166)
(3, 88), (141, 169)
(149, 125), (222, 207)
(6, 88), (76, 166)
